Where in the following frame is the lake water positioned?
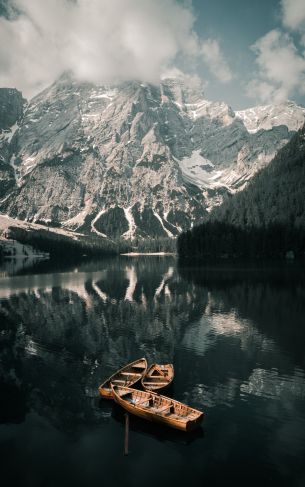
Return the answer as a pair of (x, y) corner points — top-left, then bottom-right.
(0, 256), (305, 487)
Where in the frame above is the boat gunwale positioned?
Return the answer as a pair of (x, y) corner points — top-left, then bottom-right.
(98, 357), (148, 396)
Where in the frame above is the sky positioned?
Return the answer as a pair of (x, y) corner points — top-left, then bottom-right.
(0, 0), (305, 109)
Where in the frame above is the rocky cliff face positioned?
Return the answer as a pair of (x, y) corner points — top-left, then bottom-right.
(0, 75), (304, 239)
(0, 88), (25, 198)
(0, 88), (24, 130)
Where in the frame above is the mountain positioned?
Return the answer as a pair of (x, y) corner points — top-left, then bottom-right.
(177, 124), (305, 260)
(208, 123), (305, 228)
(0, 74), (304, 240)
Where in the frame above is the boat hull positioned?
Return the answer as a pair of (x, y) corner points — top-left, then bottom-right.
(141, 363), (174, 392)
(112, 385), (204, 432)
(98, 358), (147, 399)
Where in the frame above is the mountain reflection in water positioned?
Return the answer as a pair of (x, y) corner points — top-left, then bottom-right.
(0, 257), (305, 487)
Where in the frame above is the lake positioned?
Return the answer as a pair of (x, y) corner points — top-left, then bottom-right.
(0, 256), (305, 487)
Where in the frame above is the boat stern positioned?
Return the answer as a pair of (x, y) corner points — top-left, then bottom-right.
(186, 412), (204, 432)
(98, 385), (113, 399)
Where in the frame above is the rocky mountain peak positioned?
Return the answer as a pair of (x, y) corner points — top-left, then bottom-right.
(160, 75), (205, 106)
(0, 75), (304, 239)
(235, 100), (305, 134)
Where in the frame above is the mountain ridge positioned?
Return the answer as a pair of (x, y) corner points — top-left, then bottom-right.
(177, 123), (305, 260)
(207, 122), (305, 228)
(0, 75), (304, 240)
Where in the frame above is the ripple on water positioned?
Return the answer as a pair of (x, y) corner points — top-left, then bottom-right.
(240, 367), (305, 401)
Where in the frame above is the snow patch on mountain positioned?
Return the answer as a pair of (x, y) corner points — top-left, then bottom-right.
(63, 198), (93, 230)
(123, 207), (137, 240)
(179, 150), (228, 190)
(153, 210), (174, 237)
(236, 101), (305, 134)
(91, 209), (108, 238)
(1, 122), (19, 143)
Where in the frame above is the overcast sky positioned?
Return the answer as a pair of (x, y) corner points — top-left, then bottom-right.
(0, 0), (305, 109)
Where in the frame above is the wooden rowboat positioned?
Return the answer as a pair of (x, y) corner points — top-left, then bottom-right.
(141, 363), (174, 392)
(112, 385), (204, 432)
(98, 358), (147, 399)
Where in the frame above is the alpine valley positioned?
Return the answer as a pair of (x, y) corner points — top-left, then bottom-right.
(0, 74), (305, 242)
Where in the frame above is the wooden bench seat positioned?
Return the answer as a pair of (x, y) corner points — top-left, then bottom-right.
(152, 404), (171, 413)
(143, 381), (168, 386)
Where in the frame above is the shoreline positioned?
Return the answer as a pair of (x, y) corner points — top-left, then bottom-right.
(120, 252), (176, 256)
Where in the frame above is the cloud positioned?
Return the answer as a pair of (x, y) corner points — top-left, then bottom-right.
(281, 0), (305, 47)
(0, 0), (234, 99)
(201, 39), (233, 83)
(0, 0), (200, 98)
(281, 0), (305, 31)
(247, 29), (305, 103)
(246, 1), (305, 103)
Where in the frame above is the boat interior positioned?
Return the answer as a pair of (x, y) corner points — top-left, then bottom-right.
(142, 364), (173, 389)
(102, 360), (147, 390)
(117, 388), (200, 421)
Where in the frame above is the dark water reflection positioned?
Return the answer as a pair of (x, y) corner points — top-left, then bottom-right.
(0, 257), (305, 487)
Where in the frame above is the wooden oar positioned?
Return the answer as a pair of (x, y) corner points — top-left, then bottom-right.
(124, 413), (129, 456)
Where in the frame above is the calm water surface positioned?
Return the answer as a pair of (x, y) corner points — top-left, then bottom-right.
(0, 257), (305, 487)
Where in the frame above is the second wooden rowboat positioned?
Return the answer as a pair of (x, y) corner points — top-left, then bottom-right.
(112, 385), (204, 431)
(98, 358), (147, 399)
(141, 363), (174, 392)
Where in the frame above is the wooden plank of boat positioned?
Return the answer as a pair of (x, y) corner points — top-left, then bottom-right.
(141, 363), (174, 392)
(98, 358), (148, 399)
(112, 385), (204, 432)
